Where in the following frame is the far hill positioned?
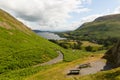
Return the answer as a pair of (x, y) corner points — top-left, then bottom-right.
(58, 14), (120, 45)
(0, 9), (62, 73)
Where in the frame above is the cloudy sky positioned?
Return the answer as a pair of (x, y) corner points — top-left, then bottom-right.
(0, 0), (120, 31)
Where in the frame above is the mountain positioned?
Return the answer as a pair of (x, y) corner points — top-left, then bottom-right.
(58, 14), (120, 45)
(33, 30), (44, 33)
(94, 14), (120, 21)
(0, 9), (61, 73)
(33, 30), (51, 33)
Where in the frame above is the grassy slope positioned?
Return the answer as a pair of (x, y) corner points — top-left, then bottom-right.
(0, 9), (106, 80)
(25, 51), (105, 80)
(0, 9), (119, 80)
(0, 50), (105, 80)
(0, 9), (62, 73)
(24, 51), (120, 80)
(76, 21), (120, 39)
(81, 41), (102, 47)
(58, 14), (120, 40)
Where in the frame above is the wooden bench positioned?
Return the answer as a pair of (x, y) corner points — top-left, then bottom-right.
(67, 70), (80, 75)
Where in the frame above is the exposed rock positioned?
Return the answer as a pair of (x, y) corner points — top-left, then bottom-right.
(104, 40), (120, 68)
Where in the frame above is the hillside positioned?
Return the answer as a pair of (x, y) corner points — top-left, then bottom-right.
(58, 14), (120, 45)
(1, 8), (120, 80)
(0, 9), (61, 73)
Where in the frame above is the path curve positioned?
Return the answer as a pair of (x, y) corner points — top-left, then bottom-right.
(33, 51), (63, 67)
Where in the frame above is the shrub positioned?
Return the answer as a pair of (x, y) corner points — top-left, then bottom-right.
(85, 46), (93, 52)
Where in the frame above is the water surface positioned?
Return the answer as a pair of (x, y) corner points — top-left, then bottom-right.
(37, 32), (66, 40)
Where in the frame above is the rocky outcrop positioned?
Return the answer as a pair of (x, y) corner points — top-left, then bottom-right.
(104, 41), (120, 68)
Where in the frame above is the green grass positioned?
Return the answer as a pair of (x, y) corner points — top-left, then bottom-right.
(24, 50), (105, 80)
(22, 64), (120, 80)
(0, 9), (62, 74)
(81, 41), (102, 47)
(80, 41), (103, 51)
(62, 49), (94, 62)
(0, 9), (119, 80)
(58, 14), (120, 43)
(1, 9), (104, 80)
(23, 50), (120, 80)
(0, 49), (106, 80)
(0, 26), (61, 73)
(0, 65), (53, 80)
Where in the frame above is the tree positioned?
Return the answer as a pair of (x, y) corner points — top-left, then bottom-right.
(85, 46), (92, 52)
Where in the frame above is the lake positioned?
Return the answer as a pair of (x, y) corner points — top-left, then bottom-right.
(37, 32), (66, 40)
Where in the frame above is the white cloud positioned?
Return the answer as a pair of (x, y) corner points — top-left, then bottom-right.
(0, 0), (91, 31)
(114, 7), (120, 14)
(81, 14), (102, 22)
(82, 0), (92, 4)
(67, 14), (102, 30)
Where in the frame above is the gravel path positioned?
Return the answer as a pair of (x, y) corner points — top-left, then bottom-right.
(33, 51), (63, 67)
(67, 59), (112, 76)
(79, 59), (106, 75)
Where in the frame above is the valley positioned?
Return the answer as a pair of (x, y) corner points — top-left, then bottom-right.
(0, 6), (120, 80)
